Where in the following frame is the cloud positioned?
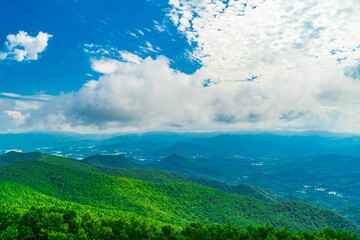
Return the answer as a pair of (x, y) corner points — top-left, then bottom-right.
(4, 110), (29, 124)
(153, 20), (166, 32)
(168, 0), (360, 82)
(3, 54), (360, 134)
(344, 64), (360, 80)
(2, 1), (360, 134)
(0, 92), (53, 101)
(16, 55), (356, 133)
(91, 58), (120, 74)
(0, 31), (52, 62)
(0, 52), (7, 60)
(137, 29), (145, 36)
(0, 93), (52, 132)
(119, 51), (143, 64)
(58, 56), (200, 129)
(83, 43), (111, 56)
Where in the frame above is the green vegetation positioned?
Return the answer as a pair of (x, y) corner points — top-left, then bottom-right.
(89, 166), (280, 202)
(0, 151), (284, 202)
(1, 159), (359, 231)
(0, 206), (358, 240)
(82, 154), (144, 169)
(0, 152), (360, 239)
(0, 151), (45, 165)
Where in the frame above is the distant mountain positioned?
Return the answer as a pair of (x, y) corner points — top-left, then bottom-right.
(82, 154), (143, 169)
(146, 153), (279, 184)
(154, 142), (208, 157)
(271, 154), (360, 223)
(145, 151), (360, 224)
(4, 146), (360, 225)
(148, 154), (220, 176)
(0, 156), (358, 232)
(149, 133), (360, 158)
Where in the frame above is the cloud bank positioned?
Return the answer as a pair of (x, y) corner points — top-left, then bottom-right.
(1, 0), (360, 133)
(0, 31), (52, 62)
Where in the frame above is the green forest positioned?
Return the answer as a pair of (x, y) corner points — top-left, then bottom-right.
(0, 152), (359, 239)
(1, 206), (358, 240)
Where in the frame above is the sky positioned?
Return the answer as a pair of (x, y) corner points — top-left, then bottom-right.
(0, 0), (359, 134)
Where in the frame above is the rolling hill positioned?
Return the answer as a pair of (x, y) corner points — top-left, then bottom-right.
(145, 152), (360, 224)
(0, 153), (359, 233)
(0, 151), (45, 165)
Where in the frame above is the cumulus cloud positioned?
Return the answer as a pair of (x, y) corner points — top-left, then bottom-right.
(91, 58), (120, 74)
(2, 1), (360, 133)
(0, 93), (52, 132)
(4, 111), (30, 124)
(20, 55), (359, 133)
(45, 56), (203, 131)
(344, 64), (360, 80)
(0, 31), (52, 62)
(91, 52), (146, 74)
(168, 0), (360, 81)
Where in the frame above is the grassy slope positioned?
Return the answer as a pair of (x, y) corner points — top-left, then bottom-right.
(0, 159), (359, 232)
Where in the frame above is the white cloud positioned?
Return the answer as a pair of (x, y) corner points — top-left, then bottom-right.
(129, 32), (139, 38)
(168, 0), (360, 82)
(0, 92), (53, 132)
(0, 31), (52, 62)
(162, 0), (360, 132)
(5, 54), (360, 134)
(0, 52), (7, 60)
(0, 92), (53, 101)
(344, 64), (360, 80)
(83, 80), (99, 89)
(2, 1), (360, 134)
(66, 56), (201, 128)
(91, 58), (120, 74)
(7, 56), (340, 133)
(119, 51), (143, 64)
(4, 110), (30, 124)
(137, 29), (145, 36)
(139, 41), (161, 53)
(153, 20), (166, 32)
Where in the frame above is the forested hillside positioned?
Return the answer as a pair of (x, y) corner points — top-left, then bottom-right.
(0, 152), (359, 239)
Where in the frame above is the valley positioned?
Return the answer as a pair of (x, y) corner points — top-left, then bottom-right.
(1, 132), (360, 238)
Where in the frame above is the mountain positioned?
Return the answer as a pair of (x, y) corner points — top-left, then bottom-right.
(150, 133), (360, 158)
(0, 151), (277, 202)
(272, 154), (360, 223)
(90, 165), (280, 203)
(191, 178), (280, 203)
(0, 154), (358, 233)
(146, 152), (360, 224)
(0, 151), (52, 165)
(146, 153), (286, 185)
(0, 151), (42, 165)
(82, 154), (143, 169)
(148, 154), (221, 177)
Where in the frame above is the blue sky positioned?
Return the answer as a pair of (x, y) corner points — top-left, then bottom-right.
(0, 0), (360, 133)
(0, 0), (197, 95)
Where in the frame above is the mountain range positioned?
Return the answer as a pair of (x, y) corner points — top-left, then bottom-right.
(0, 151), (359, 234)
